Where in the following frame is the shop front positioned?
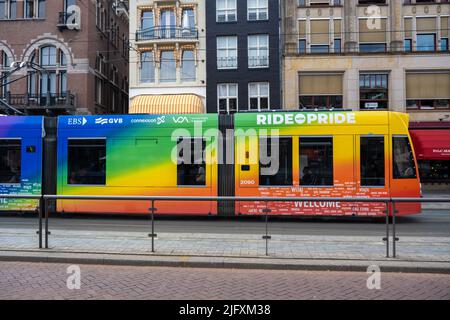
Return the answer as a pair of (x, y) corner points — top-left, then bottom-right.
(409, 122), (450, 185)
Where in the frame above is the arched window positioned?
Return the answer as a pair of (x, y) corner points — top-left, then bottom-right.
(27, 45), (68, 106)
(40, 45), (56, 66)
(0, 50), (11, 97)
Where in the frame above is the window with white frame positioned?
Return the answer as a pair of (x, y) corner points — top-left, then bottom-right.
(181, 50), (196, 82)
(249, 82), (270, 110)
(24, 0), (45, 19)
(26, 45), (68, 105)
(216, 0), (236, 23)
(217, 36), (238, 69)
(140, 51), (155, 83)
(40, 46), (57, 66)
(247, 0), (268, 21)
(0, 0), (17, 19)
(0, 50), (10, 96)
(248, 34), (269, 68)
(218, 83), (238, 114)
(160, 51), (176, 83)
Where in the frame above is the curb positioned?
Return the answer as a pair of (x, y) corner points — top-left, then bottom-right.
(1, 250), (450, 274)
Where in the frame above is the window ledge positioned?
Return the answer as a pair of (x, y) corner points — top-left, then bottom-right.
(0, 18), (46, 22)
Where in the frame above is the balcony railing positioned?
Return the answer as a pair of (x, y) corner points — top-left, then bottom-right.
(136, 26), (198, 41)
(248, 56), (269, 68)
(0, 92), (76, 111)
(217, 57), (238, 69)
(285, 44), (450, 56)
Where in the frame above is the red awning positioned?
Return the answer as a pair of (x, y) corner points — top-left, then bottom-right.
(410, 129), (450, 160)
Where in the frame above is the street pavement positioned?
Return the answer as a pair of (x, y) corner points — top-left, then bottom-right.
(0, 261), (449, 300)
(0, 210), (449, 262)
(1, 209), (450, 236)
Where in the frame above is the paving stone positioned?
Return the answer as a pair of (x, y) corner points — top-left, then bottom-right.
(0, 227), (449, 262)
(0, 261), (449, 300)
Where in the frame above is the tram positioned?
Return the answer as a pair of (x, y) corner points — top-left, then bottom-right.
(0, 110), (421, 217)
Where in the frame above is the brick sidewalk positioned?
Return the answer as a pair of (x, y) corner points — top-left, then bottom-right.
(1, 228), (449, 262)
(0, 261), (449, 300)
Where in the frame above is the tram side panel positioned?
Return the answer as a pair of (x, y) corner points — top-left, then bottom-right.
(234, 132), (360, 216)
(0, 116), (43, 212)
(56, 115), (218, 215)
(233, 111), (417, 217)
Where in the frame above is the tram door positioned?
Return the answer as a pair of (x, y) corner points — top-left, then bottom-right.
(389, 135), (421, 215)
(319, 134), (355, 216)
(355, 135), (389, 216)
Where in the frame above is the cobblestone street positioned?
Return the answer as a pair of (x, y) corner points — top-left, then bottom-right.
(0, 261), (449, 300)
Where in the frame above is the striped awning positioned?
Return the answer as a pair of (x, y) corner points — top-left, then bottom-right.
(129, 94), (205, 114)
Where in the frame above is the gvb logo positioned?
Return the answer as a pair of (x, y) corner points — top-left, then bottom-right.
(95, 118), (108, 125)
(66, 265), (81, 290)
(66, 5), (81, 30)
(366, 265), (381, 290)
(95, 117), (123, 125)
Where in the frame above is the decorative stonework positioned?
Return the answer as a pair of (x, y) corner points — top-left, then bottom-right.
(0, 40), (16, 65)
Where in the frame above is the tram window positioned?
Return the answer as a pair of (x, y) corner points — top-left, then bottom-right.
(299, 137), (333, 186)
(259, 137), (293, 186)
(393, 136), (417, 179)
(0, 140), (21, 184)
(177, 138), (206, 186)
(360, 137), (385, 187)
(68, 139), (106, 185)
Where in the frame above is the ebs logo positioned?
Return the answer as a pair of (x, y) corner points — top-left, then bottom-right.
(67, 117), (87, 126)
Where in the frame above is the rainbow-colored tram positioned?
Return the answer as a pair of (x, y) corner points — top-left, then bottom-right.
(0, 111), (421, 217)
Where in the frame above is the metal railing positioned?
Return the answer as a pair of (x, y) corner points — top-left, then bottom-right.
(0, 92), (76, 110)
(285, 45), (450, 56)
(1, 194), (450, 259)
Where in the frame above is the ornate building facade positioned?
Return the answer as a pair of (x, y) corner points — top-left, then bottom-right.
(282, 0), (450, 185)
(129, 0), (206, 113)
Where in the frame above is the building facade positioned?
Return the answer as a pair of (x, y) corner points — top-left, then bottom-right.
(206, 0), (281, 114)
(0, 0), (129, 115)
(282, 0), (450, 185)
(129, 0), (206, 113)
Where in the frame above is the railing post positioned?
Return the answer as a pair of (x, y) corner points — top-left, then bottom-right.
(392, 202), (398, 258)
(383, 201), (390, 258)
(148, 200), (157, 253)
(44, 197), (50, 249)
(38, 196), (43, 249)
(262, 201), (271, 256)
